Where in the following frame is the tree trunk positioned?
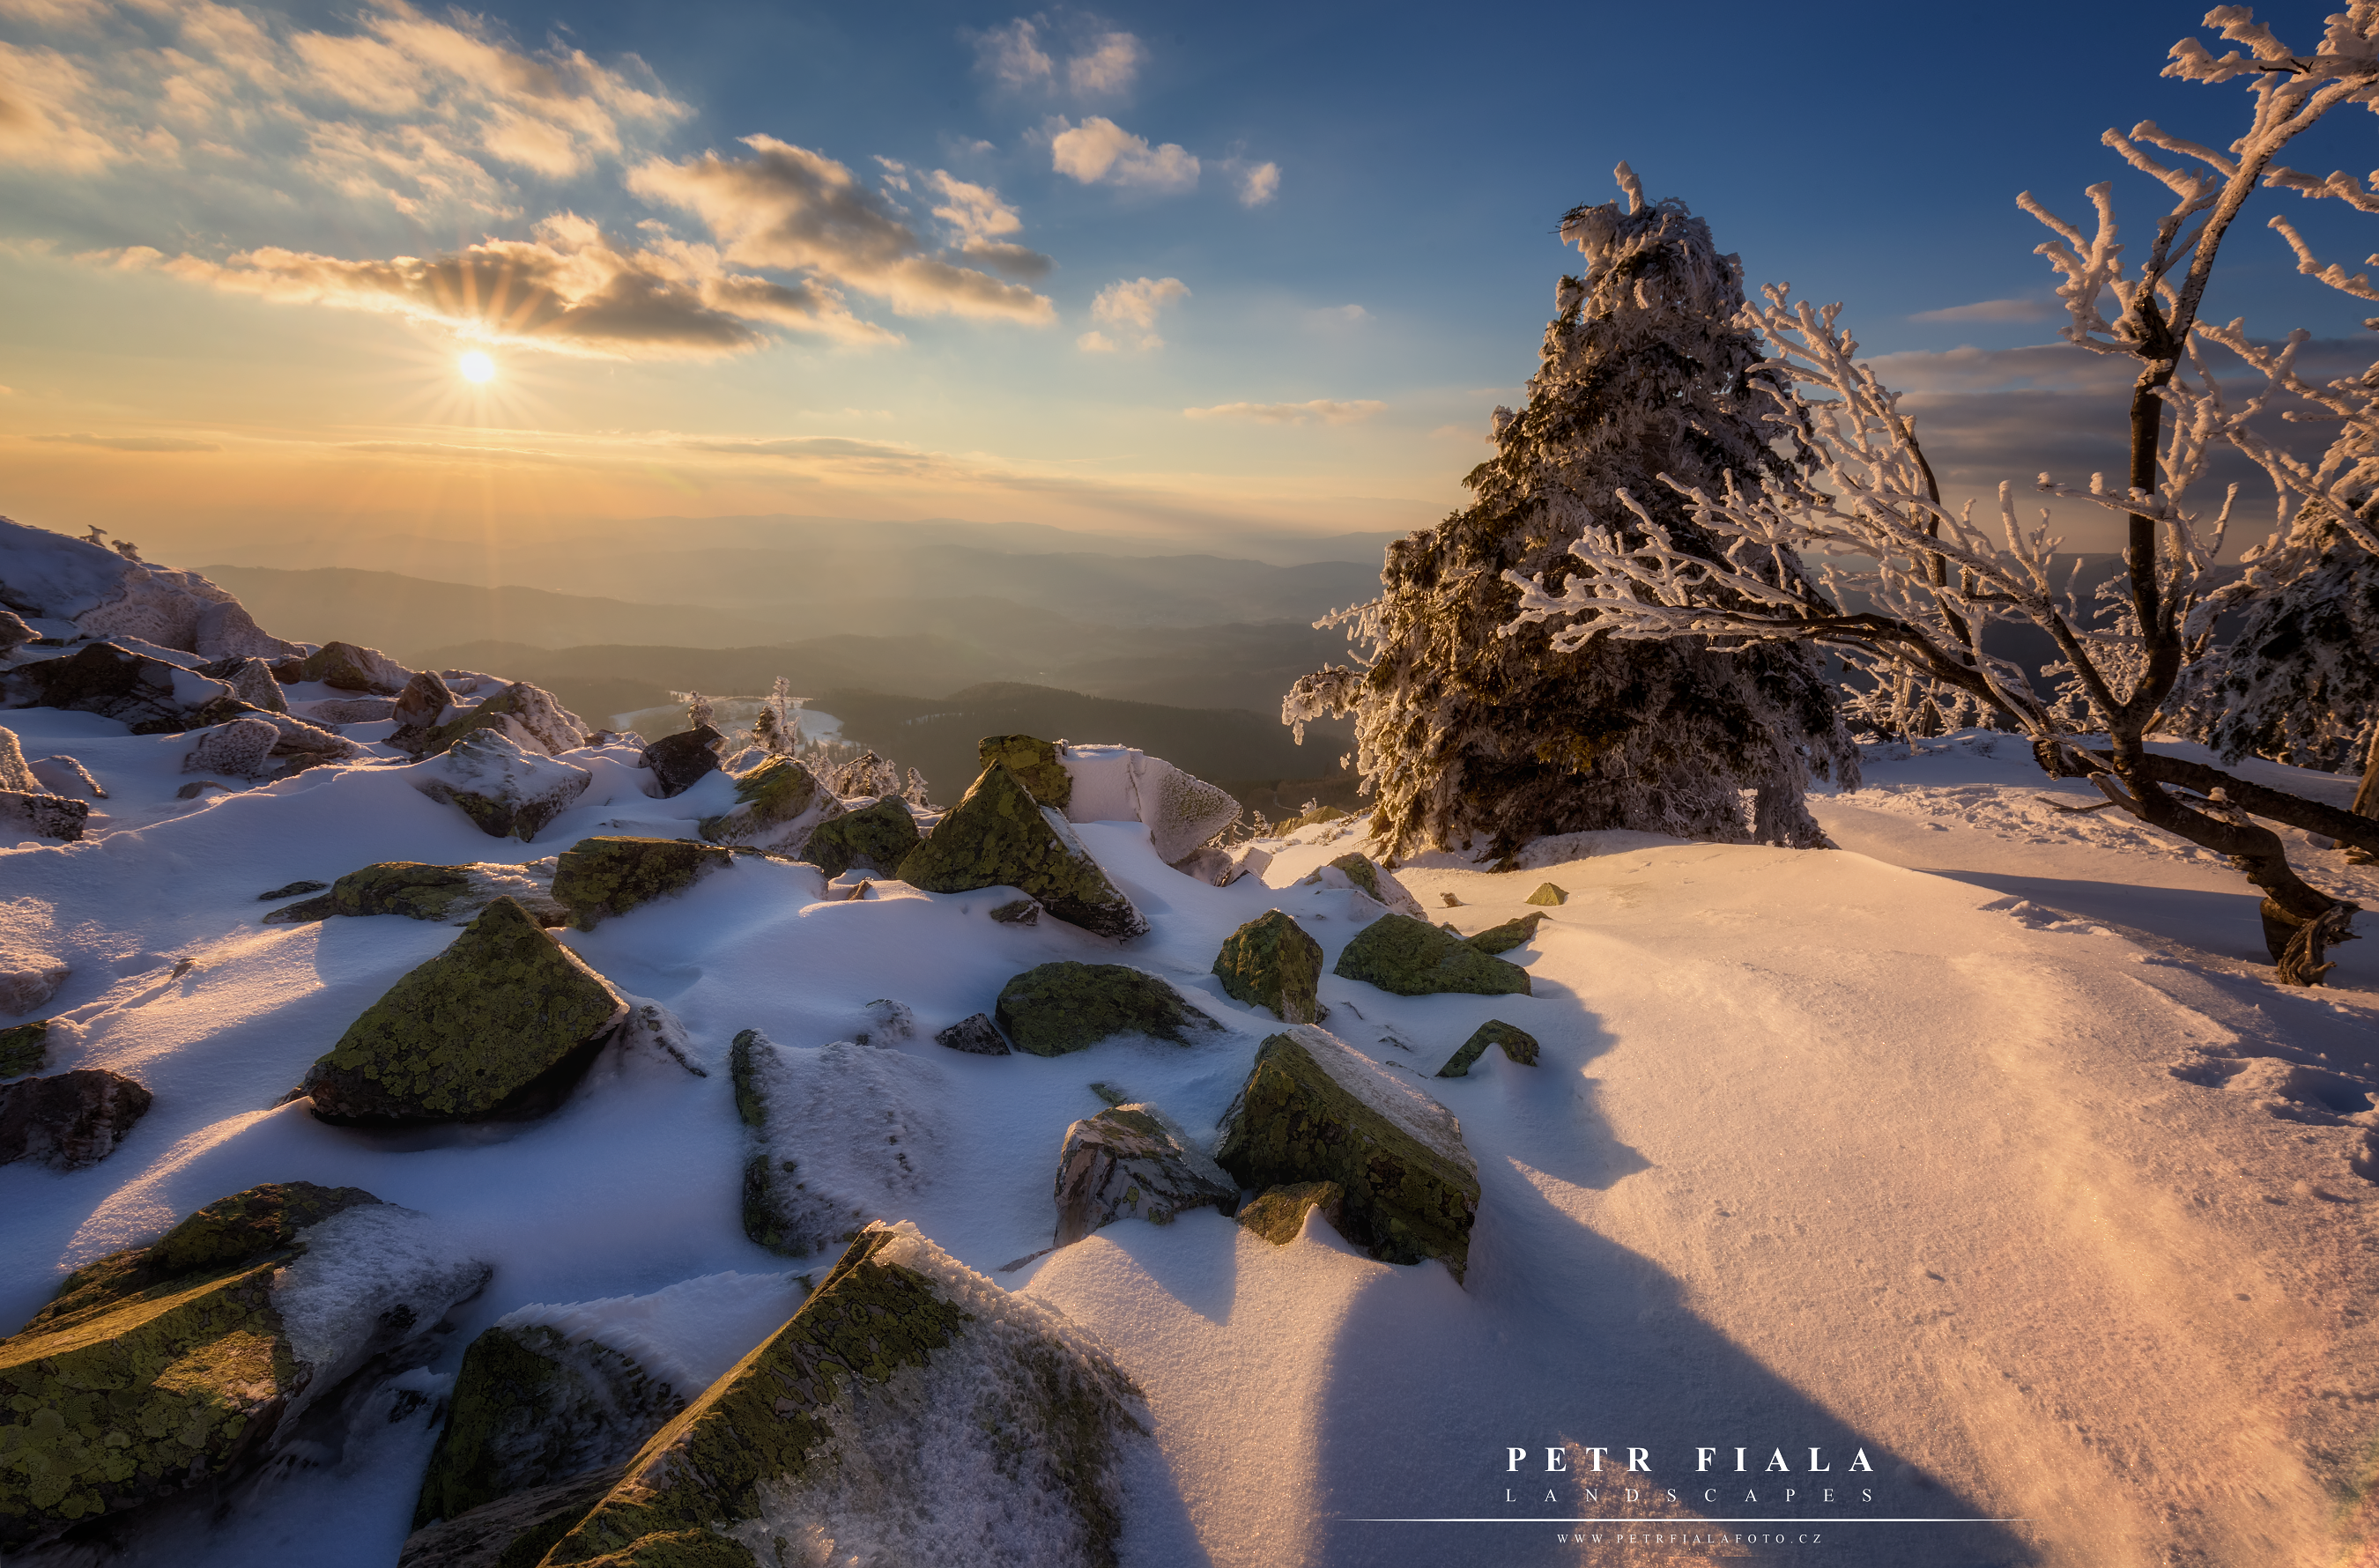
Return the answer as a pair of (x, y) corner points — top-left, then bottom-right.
(2350, 729), (2379, 866)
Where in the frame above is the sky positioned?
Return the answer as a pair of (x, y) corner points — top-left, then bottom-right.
(4, 0), (2379, 565)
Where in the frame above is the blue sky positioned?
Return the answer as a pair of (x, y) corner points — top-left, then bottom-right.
(3, 0), (2374, 558)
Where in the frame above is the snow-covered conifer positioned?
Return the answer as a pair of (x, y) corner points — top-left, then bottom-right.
(2173, 518), (2379, 770)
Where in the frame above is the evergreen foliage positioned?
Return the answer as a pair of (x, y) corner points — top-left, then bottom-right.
(2174, 521), (2379, 772)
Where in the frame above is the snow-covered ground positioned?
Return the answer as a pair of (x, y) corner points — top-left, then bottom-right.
(5, 719), (2375, 1567)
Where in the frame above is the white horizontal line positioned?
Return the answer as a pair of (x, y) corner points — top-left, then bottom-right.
(1352, 1518), (2021, 1525)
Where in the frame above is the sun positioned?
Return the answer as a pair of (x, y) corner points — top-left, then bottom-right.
(457, 351), (496, 384)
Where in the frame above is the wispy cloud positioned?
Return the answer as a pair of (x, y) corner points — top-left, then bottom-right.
(1079, 275), (1187, 351)
(1184, 399), (1382, 425)
(1050, 116), (1197, 194)
(30, 432), (219, 451)
(967, 16), (1144, 100)
(923, 169), (1054, 280)
(1234, 160), (1279, 207)
(1908, 298), (2056, 324)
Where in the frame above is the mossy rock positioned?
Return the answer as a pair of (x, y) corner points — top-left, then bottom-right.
(977, 734), (1071, 811)
(1053, 1103), (1238, 1246)
(293, 640), (406, 694)
(1275, 804), (1350, 834)
(1237, 1180), (1345, 1246)
(995, 962), (1220, 1056)
(263, 862), (567, 928)
(1332, 913), (1531, 997)
(1525, 882), (1568, 906)
(801, 797), (921, 880)
(540, 1223), (1143, 1568)
(297, 898), (626, 1124)
(1214, 1027), (1480, 1281)
(551, 837), (734, 930)
(1327, 854), (1386, 900)
(0, 1019), (46, 1079)
(1436, 1019), (1539, 1077)
(896, 766), (1147, 941)
(1465, 913), (1548, 955)
(0, 1181), (382, 1547)
(1211, 910), (1323, 1024)
(397, 1467), (623, 1568)
(698, 756), (827, 847)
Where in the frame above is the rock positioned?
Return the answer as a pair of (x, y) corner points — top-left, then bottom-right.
(853, 999), (914, 1047)
(732, 1032), (947, 1258)
(249, 707), (353, 758)
(897, 765), (1149, 941)
(27, 755), (102, 800)
(995, 961), (1225, 1056)
(174, 781), (218, 800)
(0, 1068), (149, 1170)
(399, 1468), (622, 1568)
(258, 878), (329, 900)
(1173, 841), (1270, 887)
(0, 727), (35, 794)
(0, 519), (298, 660)
(979, 733), (1072, 810)
(413, 730), (593, 841)
(281, 639), (414, 694)
(611, 996), (706, 1076)
(309, 696), (398, 724)
(296, 897), (628, 1124)
(1, 1019), (47, 1077)
(264, 860), (567, 927)
(698, 756), (844, 854)
(393, 669), (455, 729)
(551, 836), (735, 929)
(0, 952), (69, 1015)
(182, 714), (280, 779)
(934, 1013), (1011, 1055)
(413, 1324), (686, 1531)
(1437, 1019), (1540, 1076)
(1236, 1179), (1346, 1246)
(416, 681), (588, 758)
(1466, 913), (1549, 954)
(0, 1181), (488, 1550)
(638, 725), (722, 798)
(538, 1222), (1145, 1568)
(989, 897), (1041, 926)
(1526, 882), (1568, 906)
(0, 640), (242, 732)
(0, 790), (88, 841)
(800, 795), (921, 878)
(1301, 853), (1426, 917)
(0, 610), (31, 655)
(1214, 1025), (1481, 1282)
(1139, 762), (1241, 863)
(1441, 891), (1462, 906)
(195, 655), (288, 713)
(1053, 1102), (1238, 1246)
(1212, 910), (1324, 1024)
(1333, 913), (1533, 997)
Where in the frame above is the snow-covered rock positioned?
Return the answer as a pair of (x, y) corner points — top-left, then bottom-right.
(0, 1066), (150, 1171)
(0, 518), (300, 662)
(182, 714), (279, 780)
(1, 640), (240, 732)
(0, 950), (69, 1015)
(1058, 743), (1241, 861)
(1052, 1101), (1239, 1246)
(263, 858), (568, 927)
(25, 754), (100, 801)
(993, 960), (1227, 1056)
(637, 724), (722, 798)
(697, 755), (841, 854)
(731, 1031), (949, 1259)
(897, 765), (1148, 941)
(413, 679), (588, 758)
(411, 729), (592, 842)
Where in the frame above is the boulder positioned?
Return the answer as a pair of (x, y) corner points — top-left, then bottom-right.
(1, 1019), (47, 1077)
(1214, 1025), (1481, 1282)
(399, 1469), (620, 1568)
(1437, 1019), (1540, 1077)
(550, 836), (735, 929)
(0, 610), (31, 655)
(637, 725), (722, 799)
(801, 795), (922, 878)
(182, 714), (280, 780)
(258, 878), (328, 900)
(0, 519), (297, 661)
(413, 1323), (685, 1531)
(934, 1013), (1011, 1055)
(295, 897), (627, 1124)
(392, 669), (455, 729)
(1526, 882), (1568, 906)
(0, 641), (243, 732)
(698, 756), (844, 854)
(1466, 913), (1548, 955)
(853, 999), (914, 1046)
(1333, 913), (1532, 997)
(1212, 910), (1324, 1024)
(995, 961), (1225, 1057)
(0, 952), (70, 1015)
(733, 1032), (948, 1259)
(309, 696), (397, 724)
(279, 640), (414, 694)
(611, 996), (706, 1076)
(978, 733), (1072, 810)
(195, 655), (288, 713)
(1056, 743), (1240, 858)
(0, 790), (87, 841)
(412, 730), (592, 842)
(1171, 840), (1270, 887)
(27, 755), (103, 801)
(537, 1222), (1145, 1568)
(897, 765), (1148, 941)
(1053, 1102), (1239, 1246)
(263, 860), (567, 928)
(415, 681), (588, 758)
(0, 1182), (489, 1550)
(0, 1068), (150, 1171)
(1236, 1179), (1346, 1246)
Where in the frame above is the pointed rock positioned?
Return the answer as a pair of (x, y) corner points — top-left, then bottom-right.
(195, 655), (289, 713)
(1466, 912), (1548, 954)
(802, 795), (921, 878)
(1212, 909), (1324, 1024)
(1236, 1179), (1345, 1246)
(1525, 882), (1568, 906)
(297, 897), (626, 1124)
(934, 1013), (1011, 1055)
(897, 765), (1147, 940)
(1333, 913), (1532, 996)
(995, 961), (1225, 1056)
(1436, 1019), (1539, 1077)
(551, 836), (735, 929)
(638, 725), (722, 798)
(1053, 1102), (1238, 1246)
(979, 734), (1073, 810)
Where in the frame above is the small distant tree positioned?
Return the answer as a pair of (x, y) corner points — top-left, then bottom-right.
(675, 690), (717, 733)
(1286, 166), (1857, 864)
(1507, 10), (2379, 980)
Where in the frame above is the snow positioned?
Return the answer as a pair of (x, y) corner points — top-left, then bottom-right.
(5, 699), (2379, 1565)
(271, 1203), (493, 1404)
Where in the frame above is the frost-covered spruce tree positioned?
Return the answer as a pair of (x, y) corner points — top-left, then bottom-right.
(1286, 167), (1857, 861)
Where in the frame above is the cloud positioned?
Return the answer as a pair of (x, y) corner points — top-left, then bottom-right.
(925, 169), (1054, 278)
(31, 432), (219, 451)
(1050, 116), (1197, 194)
(967, 18), (1055, 92)
(1083, 275), (1187, 350)
(968, 17), (1144, 100)
(105, 211), (892, 358)
(1235, 160), (1279, 207)
(1066, 32), (1145, 96)
(1908, 298), (2057, 324)
(1311, 303), (1367, 324)
(631, 136), (1056, 323)
(1184, 399), (1384, 425)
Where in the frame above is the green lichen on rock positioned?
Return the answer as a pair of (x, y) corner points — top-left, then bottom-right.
(1525, 882), (1568, 906)
(977, 735), (1071, 811)
(551, 837), (733, 930)
(1328, 854), (1387, 900)
(1465, 913), (1548, 955)
(699, 758), (826, 846)
(1436, 1019), (1539, 1077)
(0, 1020), (46, 1079)
(414, 1324), (685, 1529)
(297, 897), (626, 1124)
(0, 1181), (381, 1547)
(292, 640), (406, 694)
(398, 1468), (624, 1568)
(727, 1030), (768, 1129)
(896, 766), (1147, 940)
(1332, 914), (1531, 997)
(996, 962), (1220, 1057)
(1214, 1027), (1480, 1282)
(1211, 910), (1323, 1024)
(1236, 1180), (1345, 1246)
(542, 1222), (1142, 1568)
(800, 797), (920, 880)
(263, 862), (565, 928)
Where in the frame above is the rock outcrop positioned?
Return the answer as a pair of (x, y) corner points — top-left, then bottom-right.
(732, 1032), (948, 1259)
(1301, 853), (1426, 917)
(263, 860), (566, 928)
(1214, 1025), (1481, 1283)
(412, 730), (592, 842)
(277, 640), (413, 695)
(296, 897), (627, 1124)
(994, 961), (1225, 1056)
(537, 1222), (1145, 1568)
(1053, 1103), (1238, 1246)
(801, 795), (922, 879)
(0, 519), (299, 662)
(1, 641), (244, 732)
(1212, 910), (1324, 1024)
(0, 790), (86, 842)
(413, 681), (588, 758)
(1236, 1179), (1345, 1246)
(1436, 1019), (1540, 1076)
(550, 836), (735, 929)
(979, 733), (1073, 810)
(0, 1068), (151, 1171)
(637, 725), (722, 798)
(897, 765), (1148, 941)
(698, 757), (842, 854)
(1333, 913), (1532, 997)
